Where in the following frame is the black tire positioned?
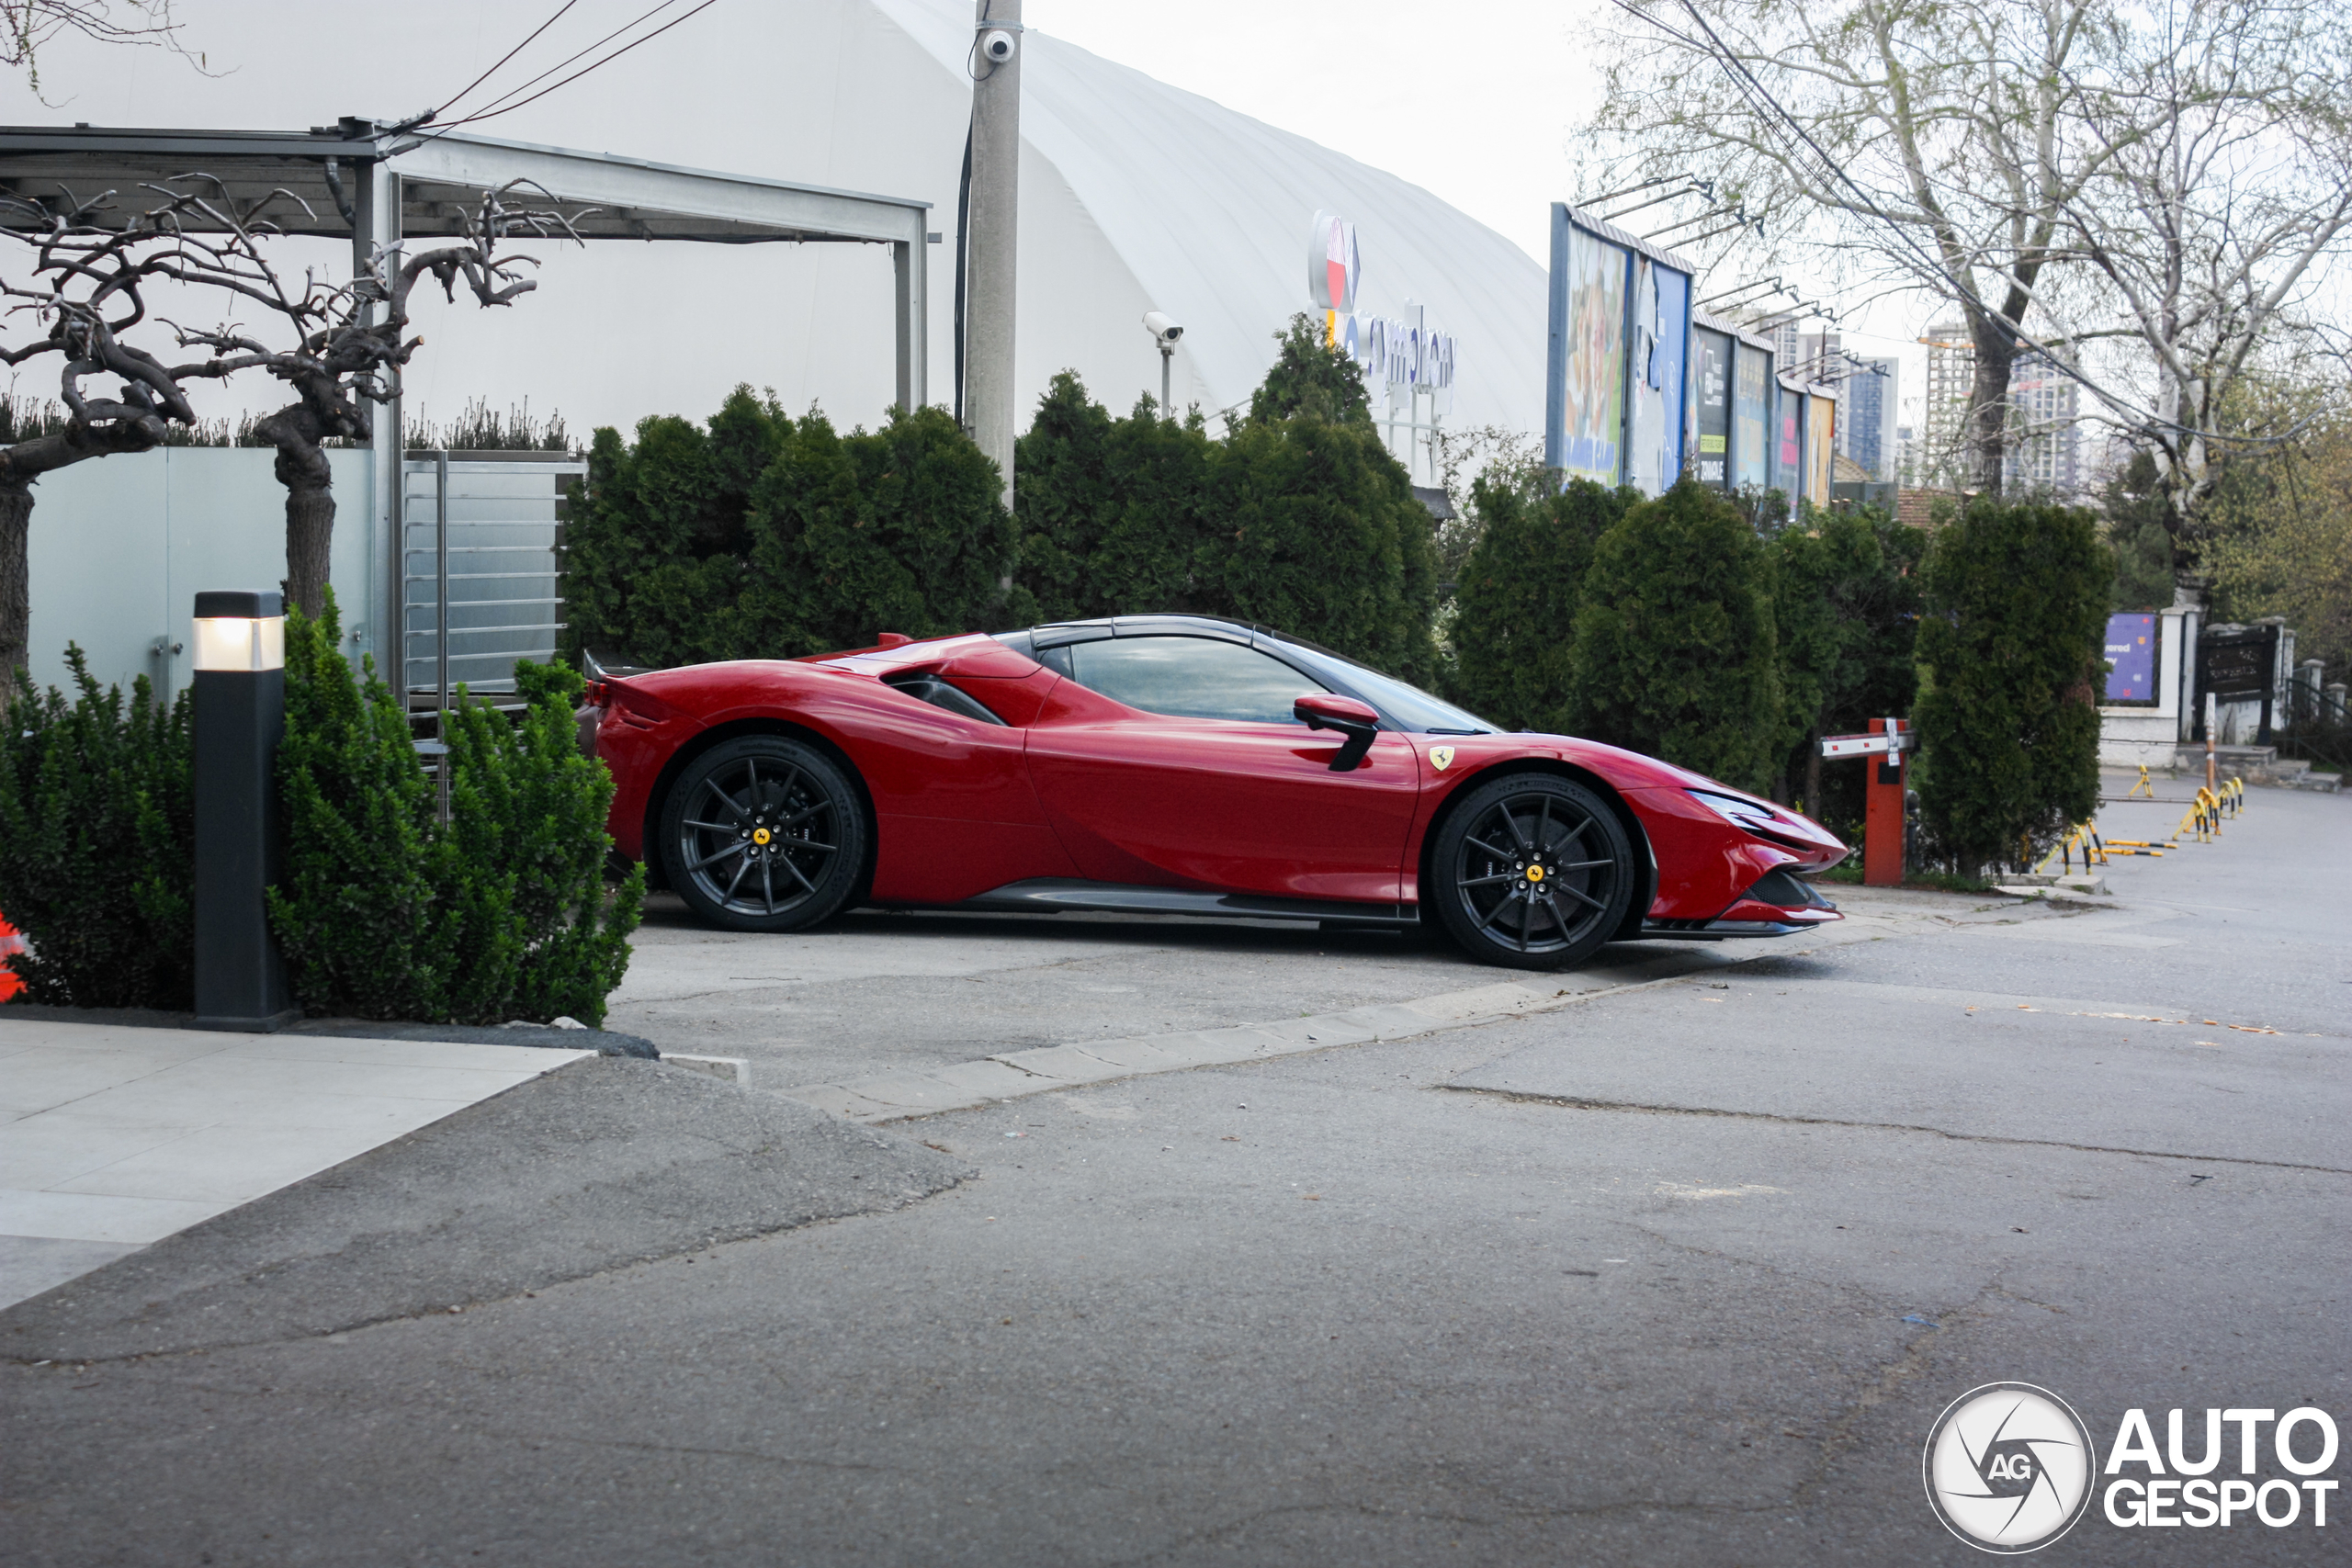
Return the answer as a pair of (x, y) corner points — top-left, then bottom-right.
(660, 735), (868, 932)
(1429, 773), (1635, 970)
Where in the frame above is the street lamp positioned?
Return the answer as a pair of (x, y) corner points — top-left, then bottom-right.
(191, 589), (300, 1032)
(1143, 310), (1183, 420)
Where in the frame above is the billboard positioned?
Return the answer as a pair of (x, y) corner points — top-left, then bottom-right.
(1733, 341), (1770, 491)
(1777, 381), (1803, 494)
(1625, 255), (1691, 495)
(1547, 208), (1630, 483)
(1691, 326), (1731, 489)
(1806, 391), (1836, 503)
(2104, 613), (2156, 703)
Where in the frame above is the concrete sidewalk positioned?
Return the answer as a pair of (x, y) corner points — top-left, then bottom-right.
(0, 1021), (591, 1309)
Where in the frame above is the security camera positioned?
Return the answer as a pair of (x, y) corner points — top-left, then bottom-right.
(1143, 311), (1183, 345)
(980, 29), (1017, 63)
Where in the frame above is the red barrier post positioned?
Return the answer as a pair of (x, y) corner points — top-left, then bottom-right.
(1864, 716), (1909, 887)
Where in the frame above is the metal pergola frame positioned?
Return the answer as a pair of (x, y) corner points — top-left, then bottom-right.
(0, 117), (933, 663)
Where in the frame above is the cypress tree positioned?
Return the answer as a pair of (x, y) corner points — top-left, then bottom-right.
(741, 403), (1013, 654)
(1246, 313), (1375, 428)
(1447, 476), (1629, 732)
(1914, 497), (2109, 873)
(561, 385), (787, 669)
(1769, 505), (1926, 818)
(1567, 477), (1783, 792)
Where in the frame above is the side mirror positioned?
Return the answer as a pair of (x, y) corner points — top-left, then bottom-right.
(1295, 693), (1381, 772)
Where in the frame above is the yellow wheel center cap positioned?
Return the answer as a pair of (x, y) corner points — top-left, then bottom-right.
(1525, 864), (1544, 882)
(752, 828), (773, 845)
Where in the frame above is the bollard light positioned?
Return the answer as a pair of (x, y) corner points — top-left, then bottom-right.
(191, 589), (300, 1032)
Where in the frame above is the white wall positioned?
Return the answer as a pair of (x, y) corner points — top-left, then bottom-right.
(23, 449), (375, 702)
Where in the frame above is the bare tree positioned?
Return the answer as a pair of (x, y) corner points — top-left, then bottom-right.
(0, 190), (207, 700)
(3, 0), (202, 99)
(139, 177), (582, 617)
(2052, 0), (2352, 601)
(0, 176), (578, 699)
(1587, 0), (2122, 492)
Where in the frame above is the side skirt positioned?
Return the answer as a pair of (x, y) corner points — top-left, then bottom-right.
(950, 878), (1419, 929)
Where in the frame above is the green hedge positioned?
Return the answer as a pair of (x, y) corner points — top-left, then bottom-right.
(271, 599), (643, 1025)
(1568, 479), (1785, 794)
(0, 650), (194, 1008)
(1446, 476), (1628, 732)
(563, 389), (1014, 668)
(1769, 506), (1927, 824)
(1914, 498), (2109, 873)
(569, 324), (1439, 685)
(0, 605), (640, 1023)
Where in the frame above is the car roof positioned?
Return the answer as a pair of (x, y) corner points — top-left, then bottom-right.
(1003, 615), (1347, 661)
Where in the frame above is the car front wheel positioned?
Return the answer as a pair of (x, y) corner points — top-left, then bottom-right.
(661, 736), (867, 932)
(1430, 773), (1635, 970)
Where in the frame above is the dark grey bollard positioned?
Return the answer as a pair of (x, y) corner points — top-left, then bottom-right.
(191, 590), (300, 1032)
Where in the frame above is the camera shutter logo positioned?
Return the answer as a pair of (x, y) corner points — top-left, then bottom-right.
(1923, 1382), (2098, 1552)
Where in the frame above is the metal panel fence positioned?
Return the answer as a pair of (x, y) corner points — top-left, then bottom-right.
(400, 452), (584, 709)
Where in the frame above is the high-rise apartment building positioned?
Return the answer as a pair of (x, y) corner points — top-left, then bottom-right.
(1839, 355), (1899, 479)
(1916, 319), (2080, 494)
(1919, 318), (1974, 488)
(2002, 352), (2082, 494)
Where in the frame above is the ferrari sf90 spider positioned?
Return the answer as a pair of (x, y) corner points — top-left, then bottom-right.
(582, 615), (1847, 970)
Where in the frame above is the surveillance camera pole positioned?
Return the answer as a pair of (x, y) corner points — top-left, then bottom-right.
(1160, 342), (1173, 422)
(965, 0), (1023, 513)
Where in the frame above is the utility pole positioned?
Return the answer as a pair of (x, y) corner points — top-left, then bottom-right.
(964, 0), (1022, 513)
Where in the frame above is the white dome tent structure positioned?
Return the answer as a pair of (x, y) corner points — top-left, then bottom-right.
(858, 0), (1547, 446)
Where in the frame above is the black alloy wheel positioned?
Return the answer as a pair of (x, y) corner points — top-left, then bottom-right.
(1430, 773), (1634, 970)
(661, 736), (867, 932)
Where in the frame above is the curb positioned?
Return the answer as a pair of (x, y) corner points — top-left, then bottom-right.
(786, 979), (1654, 1124)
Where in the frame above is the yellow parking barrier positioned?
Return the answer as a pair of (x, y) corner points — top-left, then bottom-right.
(2126, 764), (2156, 799)
(2173, 785), (2222, 843)
(2035, 820), (2110, 875)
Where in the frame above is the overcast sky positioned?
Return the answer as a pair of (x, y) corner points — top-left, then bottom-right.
(5, 0), (1933, 431)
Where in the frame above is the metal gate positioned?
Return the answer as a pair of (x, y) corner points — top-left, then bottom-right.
(401, 451), (585, 710)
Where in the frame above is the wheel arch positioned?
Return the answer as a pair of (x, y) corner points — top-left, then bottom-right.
(1416, 760), (1656, 942)
(641, 716), (878, 899)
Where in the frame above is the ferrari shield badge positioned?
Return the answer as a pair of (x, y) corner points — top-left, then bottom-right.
(1430, 746), (1454, 772)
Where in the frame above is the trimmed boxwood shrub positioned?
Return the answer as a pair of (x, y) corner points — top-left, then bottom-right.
(271, 597), (643, 1025)
(0, 650), (194, 1008)
(1914, 498), (2109, 873)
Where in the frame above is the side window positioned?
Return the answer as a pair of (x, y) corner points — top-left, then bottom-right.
(1065, 636), (1327, 723)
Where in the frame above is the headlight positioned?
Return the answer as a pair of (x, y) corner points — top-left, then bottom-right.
(1685, 788), (1789, 839)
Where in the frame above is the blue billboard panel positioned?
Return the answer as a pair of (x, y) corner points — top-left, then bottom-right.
(1627, 256), (1690, 495)
(1733, 342), (1770, 491)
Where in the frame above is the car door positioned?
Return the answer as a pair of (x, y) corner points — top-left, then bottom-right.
(1023, 631), (1422, 903)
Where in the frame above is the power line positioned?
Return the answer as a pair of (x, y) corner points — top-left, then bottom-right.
(435, 0), (582, 123)
(428, 0), (722, 134)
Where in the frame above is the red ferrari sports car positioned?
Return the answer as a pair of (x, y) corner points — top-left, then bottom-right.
(582, 615), (1847, 970)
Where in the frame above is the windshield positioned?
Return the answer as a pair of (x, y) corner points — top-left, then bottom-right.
(1274, 641), (1497, 733)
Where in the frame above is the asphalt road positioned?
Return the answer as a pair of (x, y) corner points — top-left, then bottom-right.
(4, 778), (2346, 1565)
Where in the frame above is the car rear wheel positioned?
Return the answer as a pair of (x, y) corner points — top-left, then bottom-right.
(1430, 773), (1634, 970)
(661, 736), (867, 932)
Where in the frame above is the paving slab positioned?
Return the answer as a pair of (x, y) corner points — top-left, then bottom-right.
(1, 1057), (969, 1363)
(0, 1017), (589, 1310)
